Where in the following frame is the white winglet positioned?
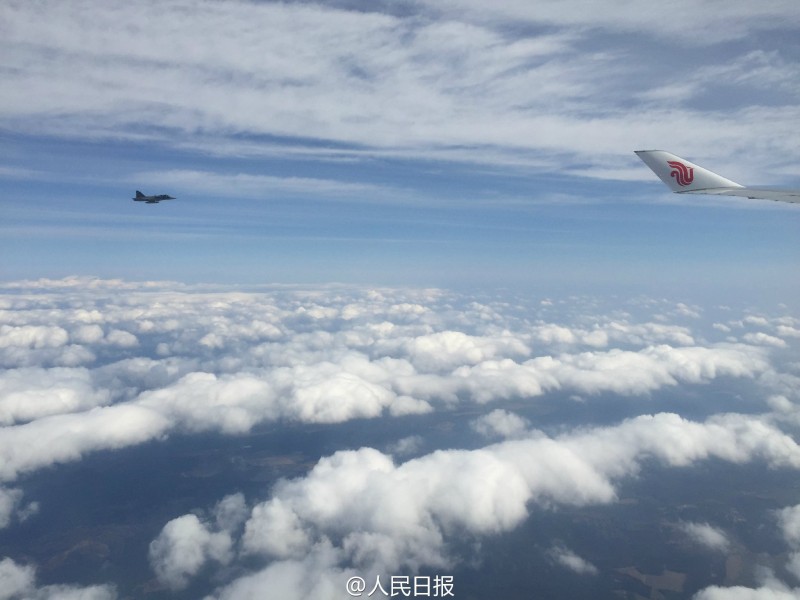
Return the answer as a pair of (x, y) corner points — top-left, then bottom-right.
(635, 150), (742, 192)
(635, 150), (800, 204)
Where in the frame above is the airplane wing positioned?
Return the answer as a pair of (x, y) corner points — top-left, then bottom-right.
(635, 150), (800, 204)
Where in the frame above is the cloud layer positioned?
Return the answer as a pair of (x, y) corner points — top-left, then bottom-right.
(148, 409), (800, 597)
(0, 279), (792, 485)
(2, 1), (799, 177)
(0, 278), (798, 597)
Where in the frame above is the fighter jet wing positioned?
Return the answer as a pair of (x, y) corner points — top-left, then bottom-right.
(133, 191), (176, 203)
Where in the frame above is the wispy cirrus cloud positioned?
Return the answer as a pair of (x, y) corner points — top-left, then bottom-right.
(131, 169), (385, 201)
(422, 0), (800, 43)
(2, 1), (799, 178)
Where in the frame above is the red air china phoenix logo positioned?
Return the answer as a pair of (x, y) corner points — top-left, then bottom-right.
(667, 160), (694, 186)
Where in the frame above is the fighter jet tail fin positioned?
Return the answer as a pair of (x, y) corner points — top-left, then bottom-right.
(135, 191), (146, 199)
(635, 150), (743, 193)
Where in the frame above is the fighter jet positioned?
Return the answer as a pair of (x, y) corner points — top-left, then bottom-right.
(635, 150), (800, 204)
(132, 190), (176, 204)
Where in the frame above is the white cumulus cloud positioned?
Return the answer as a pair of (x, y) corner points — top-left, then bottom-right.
(0, 556), (115, 600)
(680, 522), (730, 552)
(160, 410), (800, 591)
(149, 514), (233, 590)
(471, 409), (530, 439)
(549, 545), (599, 575)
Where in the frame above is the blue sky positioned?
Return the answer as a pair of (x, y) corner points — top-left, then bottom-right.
(1, 0), (799, 297)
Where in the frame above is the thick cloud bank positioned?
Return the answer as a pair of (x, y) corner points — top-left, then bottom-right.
(0, 278), (798, 597)
(148, 410), (800, 597)
(1, 278), (788, 485)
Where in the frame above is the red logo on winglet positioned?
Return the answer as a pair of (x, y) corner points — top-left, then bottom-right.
(667, 161), (694, 186)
